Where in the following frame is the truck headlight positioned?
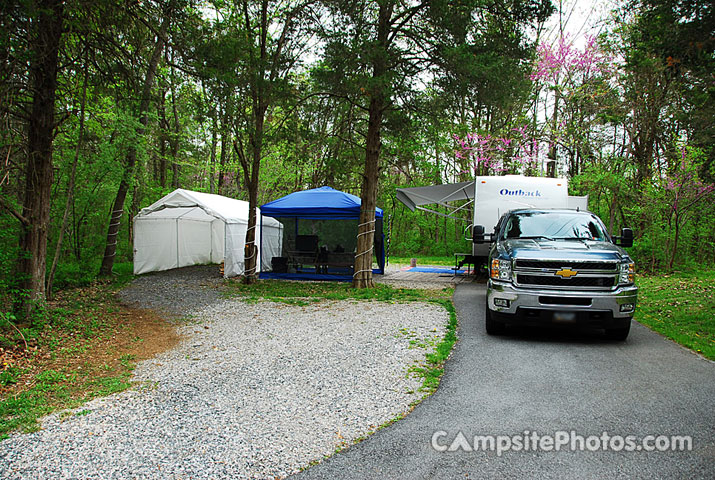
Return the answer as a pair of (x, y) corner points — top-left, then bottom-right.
(491, 259), (512, 282)
(619, 262), (635, 285)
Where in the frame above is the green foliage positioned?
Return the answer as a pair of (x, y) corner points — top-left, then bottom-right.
(571, 148), (715, 271)
(0, 216), (25, 310)
(51, 261), (134, 291)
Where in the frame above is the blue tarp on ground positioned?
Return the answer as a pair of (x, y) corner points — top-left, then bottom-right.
(259, 268), (383, 282)
(260, 186), (385, 276)
(408, 267), (469, 274)
(260, 186), (383, 220)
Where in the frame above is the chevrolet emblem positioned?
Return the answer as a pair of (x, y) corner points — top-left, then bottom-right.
(555, 268), (578, 278)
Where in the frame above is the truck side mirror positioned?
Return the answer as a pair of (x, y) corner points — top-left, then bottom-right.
(473, 225), (485, 244)
(617, 228), (633, 247)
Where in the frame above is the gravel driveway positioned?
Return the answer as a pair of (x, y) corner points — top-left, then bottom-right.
(0, 267), (449, 479)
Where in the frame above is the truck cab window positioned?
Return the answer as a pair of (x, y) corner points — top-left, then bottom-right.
(502, 212), (608, 241)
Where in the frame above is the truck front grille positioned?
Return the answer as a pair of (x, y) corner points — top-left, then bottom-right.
(517, 275), (615, 288)
(515, 260), (614, 270)
(513, 259), (619, 290)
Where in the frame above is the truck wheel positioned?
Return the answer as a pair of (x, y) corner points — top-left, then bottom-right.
(485, 297), (505, 335)
(605, 322), (631, 341)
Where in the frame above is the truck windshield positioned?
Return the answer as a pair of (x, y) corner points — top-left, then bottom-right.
(502, 212), (608, 241)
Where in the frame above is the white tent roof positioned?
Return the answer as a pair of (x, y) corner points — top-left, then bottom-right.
(138, 188), (280, 227)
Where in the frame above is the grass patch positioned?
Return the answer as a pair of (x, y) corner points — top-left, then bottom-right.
(636, 269), (715, 360)
(389, 255), (455, 266)
(224, 278), (452, 304)
(408, 300), (458, 393)
(0, 369), (133, 437)
(0, 274), (179, 438)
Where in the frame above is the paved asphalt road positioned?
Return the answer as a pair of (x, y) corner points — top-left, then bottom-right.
(294, 282), (715, 479)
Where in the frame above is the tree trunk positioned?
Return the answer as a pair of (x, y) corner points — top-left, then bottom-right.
(546, 87), (560, 178)
(16, 0), (64, 319)
(129, 182), (141, 246)
(240, 104), (265, 285)
(171, 158), (180, 187)
(668, 211), (680, 270)
(209, 116), (217, 194)
(353, 127), (380, 288)
(218, 123), (229, 194)
(169, 69), (181, 189)
(353, 2), (391, 288)
(47, 62), (88, 300)
(243, 156), (259, 283)
(158, 92), (168, 188)
(99, 18), (167, 276)
(608, 196), (617, 235)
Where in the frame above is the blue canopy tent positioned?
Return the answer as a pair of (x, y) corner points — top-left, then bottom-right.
(259, 186), (385, 281)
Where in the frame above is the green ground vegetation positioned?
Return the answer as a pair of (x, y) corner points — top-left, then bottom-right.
(635, 269), (715, 360)
(0, 266), (174, 438)
(388, 256), (457, 267)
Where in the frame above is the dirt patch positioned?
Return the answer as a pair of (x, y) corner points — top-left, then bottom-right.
(38, 307), (181, 388)
(0, 286), (181, 414)
(112, 307), (182, 359)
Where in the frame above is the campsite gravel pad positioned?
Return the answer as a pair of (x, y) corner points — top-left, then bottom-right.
(0, 291), (448, 479)
(117, 265), (225, 317)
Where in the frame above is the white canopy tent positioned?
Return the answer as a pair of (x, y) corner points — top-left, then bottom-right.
(133, 189), (283, 277)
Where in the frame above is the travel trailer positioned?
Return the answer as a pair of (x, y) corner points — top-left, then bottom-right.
(396, 175), (588, 262)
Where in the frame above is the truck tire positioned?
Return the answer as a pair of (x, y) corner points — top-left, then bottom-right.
(605, 322), (631, 341)
(485, 297), (505, 335)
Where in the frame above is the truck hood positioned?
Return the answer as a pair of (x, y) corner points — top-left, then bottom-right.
(500, 239), (628, 262)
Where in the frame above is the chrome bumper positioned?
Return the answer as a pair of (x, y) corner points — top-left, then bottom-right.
(487, 281), (638, 319)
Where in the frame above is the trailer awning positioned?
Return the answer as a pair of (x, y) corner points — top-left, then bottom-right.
(396, 181), (475, 211)
(396, 181), (475, 221)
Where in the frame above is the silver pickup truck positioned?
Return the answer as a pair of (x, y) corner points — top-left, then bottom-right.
(476, 209), (638, 340)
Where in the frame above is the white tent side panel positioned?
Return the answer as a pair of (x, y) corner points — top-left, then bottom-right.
(211, 219), (225, 264)
(224, 222), (247, 277)
(134, 218), (178, 274)
(178, 218), (213, 268)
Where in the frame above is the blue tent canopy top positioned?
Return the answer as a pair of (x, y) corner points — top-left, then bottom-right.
(259, 186), (385, 280)
(260, 186), (383, 220)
